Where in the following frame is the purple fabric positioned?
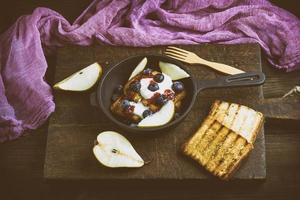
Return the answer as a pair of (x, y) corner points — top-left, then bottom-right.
(0, 0), (299, 142)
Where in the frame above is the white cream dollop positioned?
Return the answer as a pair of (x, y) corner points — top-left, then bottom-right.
(129, 101), (148, 118)
(139, 73), (173, 99)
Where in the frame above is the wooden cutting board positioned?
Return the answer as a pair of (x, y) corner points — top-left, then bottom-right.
(44, 44), (266, 180)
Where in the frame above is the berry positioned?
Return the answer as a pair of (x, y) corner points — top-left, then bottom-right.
(148, 82), (159, 91)
(172, 81), (184, 93)
(111, 93), (119, 102)
(142, 110), (152, 118)
(121, 99), (130, 109)
(114, 85), (123, 94)
(155, 94), (168, 106)
(164, 89), (175, 100)
(129, 81), (141, 92)
(143, 68), (152, 75)
(124, 105), (134, 114)
(153, 73), (164, 83)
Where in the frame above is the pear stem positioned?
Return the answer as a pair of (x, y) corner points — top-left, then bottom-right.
(144, 159), (152, 165)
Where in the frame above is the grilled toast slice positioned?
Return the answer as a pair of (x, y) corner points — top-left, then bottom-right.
(183, 100), (264, 180)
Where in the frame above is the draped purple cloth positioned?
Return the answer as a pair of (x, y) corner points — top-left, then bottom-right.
(0, 0), (299, 142)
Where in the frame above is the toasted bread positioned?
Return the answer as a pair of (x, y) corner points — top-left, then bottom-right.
(183, 100), (264, 180)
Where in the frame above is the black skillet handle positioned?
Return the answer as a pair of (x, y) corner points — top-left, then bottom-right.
(196, 72), (265, 93)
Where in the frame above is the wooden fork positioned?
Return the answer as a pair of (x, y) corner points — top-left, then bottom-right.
(164, 46), (245, 75)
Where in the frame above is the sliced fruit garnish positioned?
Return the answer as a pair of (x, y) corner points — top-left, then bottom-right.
(159, 61), (190, 80)
(93, 131), (144, 168)
(138, 100), (175, 127)
(128, 57), (147, 80)
(54, 62), (102, 91)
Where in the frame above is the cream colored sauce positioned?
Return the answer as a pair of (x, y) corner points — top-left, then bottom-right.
(139, 73), (173, 99)
(129, 101), (148, 118)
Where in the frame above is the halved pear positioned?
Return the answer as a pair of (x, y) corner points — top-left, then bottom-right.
(138, 100), (175, 127)
(128, 57), (147, 80)
(93, 131), (144, 168)
(159, 61), (190, 80)
(53, 62), (102, 91)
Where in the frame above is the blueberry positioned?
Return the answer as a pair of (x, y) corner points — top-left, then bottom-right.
(114, 85), (123, 94)
(129, 81), (141, 92)
(121, 99), (130, 109)
(155, 94), (168, 106)
(143, 68), (152, 75)
(111, 93), (119, 102)
(172, 81), (184, 93)
(148, 83), (159, 91)
(153, 73), (164, 83)
(142, 110), (152, 118)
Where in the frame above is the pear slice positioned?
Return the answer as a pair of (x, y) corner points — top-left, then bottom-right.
(138, 100), (175, 127)
(128, 57), (147, 80)
(159, 61), (190, 80)
(93, 131), (144, 168)
(53, 62), (102, 91)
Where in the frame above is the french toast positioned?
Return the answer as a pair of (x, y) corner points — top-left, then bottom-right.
(110, 69), (186, 124)
(182, 100), (264, 180)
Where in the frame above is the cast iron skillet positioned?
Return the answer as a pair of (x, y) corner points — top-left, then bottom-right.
(91, 54), (265, 134)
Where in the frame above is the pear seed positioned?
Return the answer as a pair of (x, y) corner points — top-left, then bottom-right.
(111, 149), (118, 153)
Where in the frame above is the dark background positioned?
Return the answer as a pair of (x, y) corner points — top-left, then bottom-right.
(0, 1), (299, 200)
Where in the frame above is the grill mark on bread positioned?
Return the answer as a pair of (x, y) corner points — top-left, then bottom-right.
(213, 133), (241, 173)
(222, 103), (240, 128)
(205, 132), (238, 172)
(210, 101), (229, 122)
(194, 122), (222, 151)
(215, 137), (246, 177)
(182, 100), (263, 180)
(201, 125), (229, 166)
(231, 106), (249, 134)
(222, 143), (253, 179)
(214, 102), (263, 143)
(187, 116), (214, 148)
(184, 118), (219, 164)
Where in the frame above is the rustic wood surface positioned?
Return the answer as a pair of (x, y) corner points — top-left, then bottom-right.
(44, 44), (266, 180)
(0, 0), (300, 199)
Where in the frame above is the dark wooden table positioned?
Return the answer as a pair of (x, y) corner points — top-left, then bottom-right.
(0, 1), (300, 199)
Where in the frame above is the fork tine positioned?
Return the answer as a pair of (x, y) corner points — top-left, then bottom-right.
(165, 49), (187, 57)
(165, 54), (187, 63)
(167, 46), (191, 54)
(165, 52), (187, 60)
